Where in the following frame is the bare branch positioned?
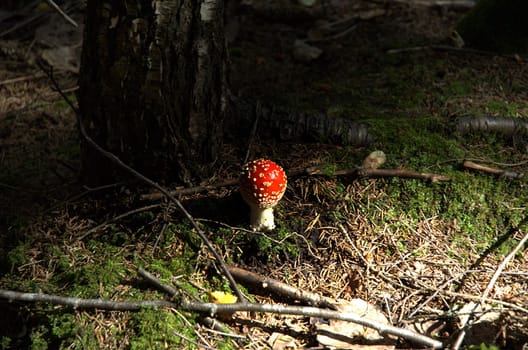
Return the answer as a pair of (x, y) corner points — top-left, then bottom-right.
(387, 45), (524, 62)
(226, 265), (335, 309)
(463, 160), (524, 179)
(0, 289), (174, 310)
(44, 0), (78, 27)
(186, 302), (443, 348)
(140, 164), (450, 201)
(140, 179), (239, 200)
(0, 288), (444, 349)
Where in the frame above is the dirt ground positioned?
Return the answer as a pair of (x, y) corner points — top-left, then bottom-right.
(1, 0), (528, 349)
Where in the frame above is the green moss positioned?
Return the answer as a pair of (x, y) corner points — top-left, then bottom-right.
(468, 343), (500, 350)
(0, 336), (11, 349)
(345, 108), (527, 259)
(53, 94), (78, 110)
(30, 326), (49, 350)
(485, 99), (520, 115)
(24, 311), (100, 350)
(6, 242), (31, 272)
(50, 314), (78, 343)
(130, 308), (192, 349)
(449, 80), (472, 96)
(365, 116), (466, 167)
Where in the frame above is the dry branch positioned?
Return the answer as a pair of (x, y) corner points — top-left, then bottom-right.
(0, 289), (174, 310)
(0, 289), (444, 349)
(140, 164), (450, 201)
(387, 45), (525, 62)
(226, 265), (335, 309)
(302, 164), (451, 182)
(44, 0), (78, 27)
(353, 168), (450, 182)
(140, 179), (239, 200)
(463, 160), (524, 179)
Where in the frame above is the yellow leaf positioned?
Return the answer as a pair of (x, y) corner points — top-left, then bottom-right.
(209, 291), (237, 304)
(35, 2), (50, 12)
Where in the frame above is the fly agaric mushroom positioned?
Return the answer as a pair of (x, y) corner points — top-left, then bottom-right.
(239, 159), (287, 231)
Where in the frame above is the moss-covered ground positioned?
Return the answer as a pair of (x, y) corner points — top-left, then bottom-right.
(1, 1), (527, 349)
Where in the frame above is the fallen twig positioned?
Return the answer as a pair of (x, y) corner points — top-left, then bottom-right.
(0, 289), (174, 310)
(463, 160), (524, 179)
(141, 179), (240, 201)
(226, 265), (335, 309)
(0, 289), (444, 349)
(435, 288), (528, 314)
(354, 168), (450, 182)
(463, 157), (528, 167)
(387, 45), (524, 62)
(308, 165), (451, 182)
(44, 0), (78, 27)
(0, 72), (46, 86)
(140, 164), (450, 201)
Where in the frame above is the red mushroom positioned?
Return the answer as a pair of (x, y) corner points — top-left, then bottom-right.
(239, 159), (287, 231)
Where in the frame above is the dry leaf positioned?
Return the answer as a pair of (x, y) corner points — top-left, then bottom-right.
(292, 40), (322, 63)
(314, 299), (396, 349)
(457, 302), (502, 345)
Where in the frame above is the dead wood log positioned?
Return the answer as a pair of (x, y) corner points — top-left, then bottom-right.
(229, 99), (373, 146)
(454, 115), (528, 137)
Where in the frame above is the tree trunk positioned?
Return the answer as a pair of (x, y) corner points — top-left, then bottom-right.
(78, 0), (228, 185)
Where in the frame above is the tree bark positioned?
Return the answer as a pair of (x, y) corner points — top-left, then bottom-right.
(78, 0), (229, 185)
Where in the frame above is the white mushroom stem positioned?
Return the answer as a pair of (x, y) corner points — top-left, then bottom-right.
(249, 206), (276, 232)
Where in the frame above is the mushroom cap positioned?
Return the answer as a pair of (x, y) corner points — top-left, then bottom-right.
(239, 159), (287, 209)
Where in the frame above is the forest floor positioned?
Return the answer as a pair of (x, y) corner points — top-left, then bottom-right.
(1, 0), (527, 349)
